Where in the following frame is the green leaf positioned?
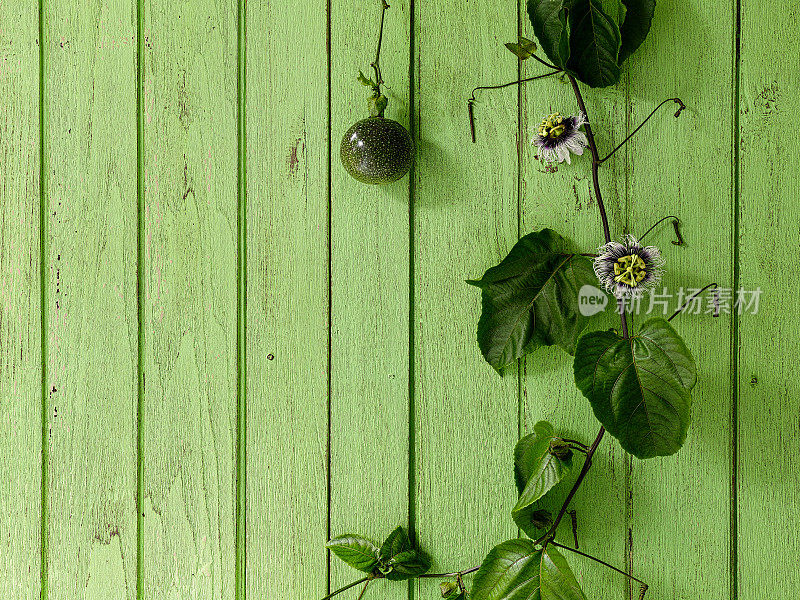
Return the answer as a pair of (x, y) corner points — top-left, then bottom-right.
(505, 36), (538, 60)
(513, 506), (555, 539)
(526, 0), (571, 68)
(357, 70), (377, 88)
(472, 539), (586, 600)
(566, 0), (623, 87)
(378, 526), (430, 580)
(441, 582), (468, 599)
(384, 549), (431, 580)
(380, 526), (411, 562)
(573, 318), (696, 459)
(467, 229), (598, 372)
(617, 0), (656, 62)
(326, 534), (381, 573)
(512, 422), (573, 535)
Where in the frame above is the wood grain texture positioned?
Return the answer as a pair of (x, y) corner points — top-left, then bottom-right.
(0, 3), (41, 598)
(45, 1), (138, 598)
(329, 0), (411, 599)
(738, 0), (800, 596)
(413, 0), (519, 593)
(141, 1), (237, 597)
(244, 0), (329, 597)
(518, 27), (628, 600)
(625, 0), (735, 598)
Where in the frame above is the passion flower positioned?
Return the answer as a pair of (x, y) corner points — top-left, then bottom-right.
(532, 112), (588, 165)
(594, 235), (665, 299)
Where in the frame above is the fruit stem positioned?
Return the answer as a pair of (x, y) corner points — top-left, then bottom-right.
(371, 0), (390, 101)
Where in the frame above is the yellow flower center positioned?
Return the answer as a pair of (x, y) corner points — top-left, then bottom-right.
(538, 113), (566, 140)
(613, 254), (647, 287)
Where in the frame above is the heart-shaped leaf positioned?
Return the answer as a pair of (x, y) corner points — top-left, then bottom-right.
(326, 534), (381, 573)
(526, 0), (571, 68)
(573, 318), (696, 459)
(566, 0), (623, 87)
(472, 539), (586, 600)
(618, 0), (656, 62)
(468, 229), (598, 372)
(512, 422), (573, 536)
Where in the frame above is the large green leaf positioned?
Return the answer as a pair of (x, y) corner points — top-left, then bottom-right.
(472, 539), (586, 600)
(618, 0), (656, 62)
(326, 535), (381, 573)
(573, 318), (696, 459)
(512, 422), (572, 537)
(467, 229), (597, 372)
(526, 0), (571, 68)
(566, 0), (623, 87)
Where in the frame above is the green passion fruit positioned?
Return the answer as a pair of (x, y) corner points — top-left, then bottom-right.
(340, 116), (413, 185)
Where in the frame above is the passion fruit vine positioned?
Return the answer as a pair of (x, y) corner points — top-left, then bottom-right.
(340, 0), (413, 185)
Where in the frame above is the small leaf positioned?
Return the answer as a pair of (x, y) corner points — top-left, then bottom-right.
(441, 581), (468, 600)
(505, 36), (538, 60)
(512, 421), (572, 537)
(618, 0), (656, 62)
(513, 505), (554, 538)
(566, 0), (623, 87)
(379, 526), (411, 562)
(471, 539), (586, 600)
(357, 70), (377, 88)
(326, 534), (381, 573)
(527, 0), (571, 68)
(467, 229), (598, 372)
(573, 318), (696, 459)
(385, 549), (431, 580)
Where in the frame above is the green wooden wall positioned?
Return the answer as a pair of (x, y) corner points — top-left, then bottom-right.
(0, 0), (797, 598)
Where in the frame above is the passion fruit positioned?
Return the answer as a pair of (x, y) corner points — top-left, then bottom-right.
(340, 116), (413, 185)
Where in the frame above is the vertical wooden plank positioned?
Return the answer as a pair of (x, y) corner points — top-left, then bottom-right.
(413, 0), (519, 593)
(329, 1), (410, 599)
(142, 1), (237, 597)
(518, 30), (628, 600)
(625, 0), (735, 597)
(244, 0), (329, 596)
(45, 1), (137, 598)
(0, 3), (41, 597)
(738, 0), (800, 596)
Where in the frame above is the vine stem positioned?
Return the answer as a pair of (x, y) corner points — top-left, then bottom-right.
(320, 576), (371, 600)
(417, 566), (480, 578)
(371, 0), (389, 95)
(550, 541), (649, 597)
(356, 579), (371, 600)
(530, 74), (633, 546)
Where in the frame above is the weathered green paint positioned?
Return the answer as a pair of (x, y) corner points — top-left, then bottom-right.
(413, 1), (519, 598)
(141, 1), (237, 597)
(45, 2), (138, 598)
(738, 1), (800, 598)
(0, 0), (798, 598)
(245, 0), (329, 597)
(0, 3), (41, 598)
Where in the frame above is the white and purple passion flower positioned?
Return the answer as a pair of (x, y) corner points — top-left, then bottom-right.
(594, 235), (665, 299)
(532, 112), (588, 165)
